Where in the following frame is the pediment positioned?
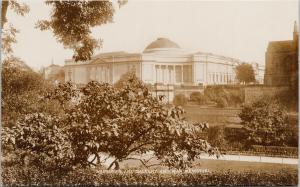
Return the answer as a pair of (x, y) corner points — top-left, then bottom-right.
(89, 57), (107, 64)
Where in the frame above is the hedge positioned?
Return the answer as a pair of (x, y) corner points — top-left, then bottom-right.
(2, 166), (297, 186)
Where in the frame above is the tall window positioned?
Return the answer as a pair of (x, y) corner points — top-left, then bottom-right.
(168, 66), (173, 84)
(183, 65), (192, 83)
(155, 65), (160, 83)
(161, 65), (166, 83)
(175, 66), (182, 83)
(68, 70), (72, 81)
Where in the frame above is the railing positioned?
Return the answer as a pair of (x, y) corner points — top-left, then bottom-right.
(221, 145), (298, 158)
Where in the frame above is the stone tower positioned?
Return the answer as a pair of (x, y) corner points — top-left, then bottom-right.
(264, 22), (298, 87)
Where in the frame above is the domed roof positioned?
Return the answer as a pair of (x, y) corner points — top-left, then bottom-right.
(144, 38), (180, 52)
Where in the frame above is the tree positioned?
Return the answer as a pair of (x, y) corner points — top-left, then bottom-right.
(3, 75), (219, 174)
(67, 76), (218, 170)
(2, 1), (126, 61)
(1, 1), (30, 27)
(1, 58), (49, 126)
(239, 97), (290, 146)
(1, 1), (30, 59)
(36, 1), (127, 61)
(235, 63), (256, 84)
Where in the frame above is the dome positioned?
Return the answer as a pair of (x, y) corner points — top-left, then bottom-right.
(143, 38), (180, 52)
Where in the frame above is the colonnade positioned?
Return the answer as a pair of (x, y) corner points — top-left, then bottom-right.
(208, 72), (235, 84)
(89, 66), (111, 83)
(155, 64), (192, 84)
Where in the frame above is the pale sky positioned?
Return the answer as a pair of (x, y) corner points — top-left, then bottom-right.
(6, 0), (299, 70)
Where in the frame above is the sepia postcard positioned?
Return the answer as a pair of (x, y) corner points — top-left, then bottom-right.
(1, 0), (298, 186)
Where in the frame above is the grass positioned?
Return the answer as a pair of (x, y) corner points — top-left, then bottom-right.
(119, 157), (297, 173)
(183, 105), (242, 127)
(193, 159), (297, 172)
(182, 105), (298, 128)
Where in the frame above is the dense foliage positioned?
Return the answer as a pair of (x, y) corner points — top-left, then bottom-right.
(2, 74), (219, 181)
(189, 91), (207, 105)
(2, 1), (126, 61)
(239, 97), (291, 146)
(1, 59), (53, 127)
(235, 63), (256, 84)
(173, 94), (188, 106)
(204, 86), (244, 107)
(2, 166), (297, 186)
(206, 126), (227, 151)
(1, 1), (30, 59)
(36, 1), (126, 61)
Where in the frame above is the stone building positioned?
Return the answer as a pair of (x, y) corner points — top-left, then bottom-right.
(64, 37), (264, 87)
(43, 63), (64, 83)
(264, 21), (298, 88)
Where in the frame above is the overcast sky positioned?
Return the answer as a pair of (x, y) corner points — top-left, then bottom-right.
(7, 0), (299, 70)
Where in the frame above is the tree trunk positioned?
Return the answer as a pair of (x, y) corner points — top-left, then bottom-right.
(1, 1), (9, 28)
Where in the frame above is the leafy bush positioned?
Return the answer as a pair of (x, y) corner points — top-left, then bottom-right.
(173, 94), (188, 106)
(204, 86), (243, 107)
(1, 58), (52, 127)
(206, 126), (227, 150)
(2, 74), (219, 178)
(216, 97), (228, 108)
(190, 92), (207, 105)
(2, 166), (297, 186)
(239, 97), (291, 146)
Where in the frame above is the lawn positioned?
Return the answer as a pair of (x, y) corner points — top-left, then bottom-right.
(193, 159), (297, 172)
(182, 105), (298, 128)
(120, 157), (297, 173)
(183, 105), (242, 127)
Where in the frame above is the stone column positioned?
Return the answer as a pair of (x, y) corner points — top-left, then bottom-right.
(160, 65), (165, 83)
(172, 65), (175, 84)
(158, 65), (161, 83)
(168, 66), (172, 84)
(181, 65), (184, 84)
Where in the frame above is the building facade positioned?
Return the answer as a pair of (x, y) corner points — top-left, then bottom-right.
(264, 21), (298, 88)
(64, 37), (264, 86)
(44, 63), (65, 83)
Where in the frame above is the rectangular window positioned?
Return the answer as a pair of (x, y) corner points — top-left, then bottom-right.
(175, 66), (182, 83)
(68, 71), (72, 81)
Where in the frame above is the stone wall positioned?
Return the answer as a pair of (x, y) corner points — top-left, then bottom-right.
(244, 86), (290, 104)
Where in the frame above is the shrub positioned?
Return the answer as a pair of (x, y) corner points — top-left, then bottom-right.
(207, 126), (227, 150)
(3, 75), (218, 176)
(239, 97), (290, 146)
(2, 166), (297, 186)
(204, 86), (244, 107)
(1, 58), (51, 127)
(216, 97), (228, 108)
(190, 92), (207, 105)
(173, 94), (188, 106)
